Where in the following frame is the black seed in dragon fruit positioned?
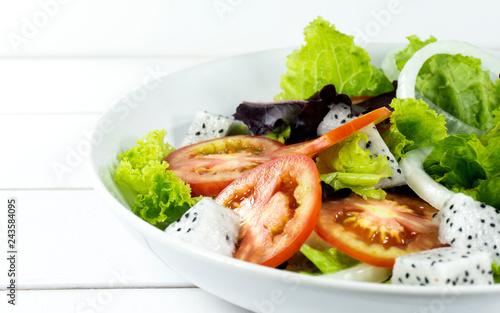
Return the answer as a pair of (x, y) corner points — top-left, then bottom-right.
(318, 104), (406, 188)
(317, 103), (354, 136)
(392, 247), (494, 286)
(182, 111), (234, 146)
(435, 192), (500, 263)
(357, 124), (405, 189)
(164, 197), (240, 257)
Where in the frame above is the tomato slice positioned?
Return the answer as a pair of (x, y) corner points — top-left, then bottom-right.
(271, 107), (392, 159)
(165, 135), (284, 196)
(315, 193), (445, 268)
(215, 153), (322, 267)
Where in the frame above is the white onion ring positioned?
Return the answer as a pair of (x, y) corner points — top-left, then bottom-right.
(399, 147), (455, 210)
(381, 45), (404, 83)
(396, 40), (500, 99)
(320, 263), (392, 283)
(396, 41), (500, 210)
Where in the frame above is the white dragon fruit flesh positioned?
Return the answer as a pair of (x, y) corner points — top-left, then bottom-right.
(317, 103), (355, 136)
(435, 192), (500, 263)
(392, 247), (494, 286)
(357, 123), (405, 189)
(164, 197), (240, 257)
(318, 105), (405, 189)
(182, 111), (234, 147)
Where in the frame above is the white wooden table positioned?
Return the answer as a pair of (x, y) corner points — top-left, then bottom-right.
(1, 1), (499, 312)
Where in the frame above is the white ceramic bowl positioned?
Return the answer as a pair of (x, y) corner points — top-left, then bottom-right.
(88, 44), (500, 313)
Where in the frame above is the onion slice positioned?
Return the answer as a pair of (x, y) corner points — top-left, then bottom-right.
(396, 40), (500, 99)
(399, 147), (455, 210)
(321, 263), (392, 283)
(381, 45), (404, 83)
(396, 41), (500, 210)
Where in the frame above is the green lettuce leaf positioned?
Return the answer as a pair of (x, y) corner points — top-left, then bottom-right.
(476, 176), (500, 209)
(492, 263), (500, 283)
(395, 36), (500, 132)
(114, 129), (200, 228)
(316, 132), (393, 199)
(423, 129), (500, 209)
(385, 98), (447, 160)
(480, 107), (500, 144)
(115, 129), (175, 194)
(300, 244), (360, 274)
(264, 124), (291, 144)
(132, 171), (201, 226)
(420, 54), (499, 131)
(423, 133), (487, 189)
(394, 35), (437, 71)
(115, 159), (168, 195)
(275, 16), (393, 100)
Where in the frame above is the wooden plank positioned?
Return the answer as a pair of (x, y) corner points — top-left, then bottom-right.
(0, 57), (212, 114)
(1, 1), (500, 57)
(0, 190), (194, 289)
(0, 114), (100, 188)
(0, 288), (251, 313)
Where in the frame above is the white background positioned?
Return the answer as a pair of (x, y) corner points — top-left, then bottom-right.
(0, 0), (499, 312)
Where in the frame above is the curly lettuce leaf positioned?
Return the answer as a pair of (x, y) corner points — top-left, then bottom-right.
(115, 129), (175, 194)
(423, 129), (500, 209)
(299, 244), (360, 274)
(118, 129), (174, 169)
(132, 171), (201, 226)
(115, 159), (168, 195)
(317, 132), (393, 200)
(385, 98), (447, 160)
(275, 16), (393, 100)
(395, 36), (500, 132)
(114, 129), (200, 228)
(423, 133), (487, 189)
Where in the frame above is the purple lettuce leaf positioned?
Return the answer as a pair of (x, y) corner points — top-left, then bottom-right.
(233, 84), (353, 144)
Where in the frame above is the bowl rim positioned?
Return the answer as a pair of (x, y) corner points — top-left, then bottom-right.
(86, 44), (500, 300)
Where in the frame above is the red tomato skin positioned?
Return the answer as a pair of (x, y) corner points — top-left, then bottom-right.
(165, 135), (284, 197)
(216, 153), (322, 268)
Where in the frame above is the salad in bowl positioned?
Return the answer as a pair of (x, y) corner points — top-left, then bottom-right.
(89, 16), (500, 312)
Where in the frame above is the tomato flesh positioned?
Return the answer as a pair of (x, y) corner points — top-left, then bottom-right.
(215, 153), (322, 267)
(165, 135), (283, 196)
(315, 193), (445, 268)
